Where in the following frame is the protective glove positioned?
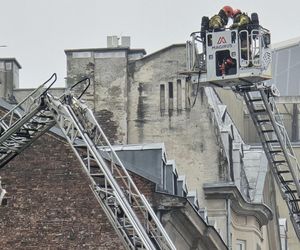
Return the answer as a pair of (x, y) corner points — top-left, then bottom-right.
(230, 23), (239, 29)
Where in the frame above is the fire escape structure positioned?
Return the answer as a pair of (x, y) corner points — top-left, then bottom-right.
(0, 75), (176, 250)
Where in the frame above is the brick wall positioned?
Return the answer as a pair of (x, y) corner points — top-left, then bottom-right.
(0, 132), (127, 249)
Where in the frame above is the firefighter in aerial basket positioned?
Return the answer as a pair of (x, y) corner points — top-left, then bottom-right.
(208, 6), (234, 31)
(230, 9), (252, 61)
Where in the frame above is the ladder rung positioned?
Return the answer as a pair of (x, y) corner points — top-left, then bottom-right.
(249, 98), (263, 102)
(285, 189), (297, 194)
(273, 160), (286, 164)
(284, 180), (296, 183)
(289, 199), (300, 203)
(30, 121), (47, 125)
(270, 150), (282, 154)
(266, 140), (278, 143)
(90, 173), (104, 177)
(278, 170), (290, 174)
(257, 119), (270, 123)
(15, 132), (30, 138)
(36, 115), (53, 119)
(261, 129), (274, 133)
(253, 109), (267, 113)
(24, 128), (38, 132)
(74, 144), (87, 148)
(115, 175), (128, 179)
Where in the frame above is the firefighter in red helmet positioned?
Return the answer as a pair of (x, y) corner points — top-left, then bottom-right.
(209, 6), (234, 31)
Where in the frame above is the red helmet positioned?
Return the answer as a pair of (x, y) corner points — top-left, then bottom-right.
(233, 9), (241, 17)
(222, 6), (234, 17)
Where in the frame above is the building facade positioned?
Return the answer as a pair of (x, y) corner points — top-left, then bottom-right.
(0, 58), (21, 103)
(0, 35), (295, 249)
(218, 37), (300, 249)
(63, 39), (282, 249)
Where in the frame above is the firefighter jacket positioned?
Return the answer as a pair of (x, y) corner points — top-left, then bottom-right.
(208, 9), (228, 30)
(231, 13), (251, 30)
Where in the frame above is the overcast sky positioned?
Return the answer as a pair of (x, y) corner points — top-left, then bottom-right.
(1, 0), (299, 88)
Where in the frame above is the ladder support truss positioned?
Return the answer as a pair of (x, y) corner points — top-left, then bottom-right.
(0, 76), (176, 250)
(45, 95), (175, 249)
(240, 84), (300, 238)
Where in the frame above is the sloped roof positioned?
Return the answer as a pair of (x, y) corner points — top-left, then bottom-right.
(137, 44), (186, 61)
(271, 37), (300, 51)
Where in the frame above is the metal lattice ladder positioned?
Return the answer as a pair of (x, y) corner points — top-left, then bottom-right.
(0, 74), (57, 168)
(0, 78), (175, 249)
(43, 91), (175, 250)
(240, 84), (300, 238)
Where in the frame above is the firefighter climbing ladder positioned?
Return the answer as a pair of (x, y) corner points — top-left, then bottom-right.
(0, 76), (176, 250)
(237, 84), (300, 238)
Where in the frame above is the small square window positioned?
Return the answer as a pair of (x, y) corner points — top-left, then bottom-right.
(5, 62), (12, 70)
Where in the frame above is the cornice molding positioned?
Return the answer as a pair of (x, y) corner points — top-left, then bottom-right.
(203, 182), (273, 227)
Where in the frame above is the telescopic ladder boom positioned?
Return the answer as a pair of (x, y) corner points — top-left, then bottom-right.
(45, 92), (175, 250)
(238, 84), (300, 238)
(0, 76), (176, 250)
(0, 74), (57, 168)
(185, 24), (300, 239)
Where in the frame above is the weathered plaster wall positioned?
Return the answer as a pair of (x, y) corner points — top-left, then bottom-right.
(127, 46), (222, 207)
(66, 51), (128, 144)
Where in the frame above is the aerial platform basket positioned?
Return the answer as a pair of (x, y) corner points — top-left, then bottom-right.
(185, 27), (272, 87)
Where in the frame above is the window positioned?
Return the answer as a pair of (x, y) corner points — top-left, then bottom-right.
(168, 82), (173, 111)
(162, 163), (166, 190)
(5, 62), (12, 70)
(72, 52), (92, 58)
(177, 79), (182, 110)
(236, 240), (246, 250)
(160, 84), (165, 111)
(185, 80), (191, 109)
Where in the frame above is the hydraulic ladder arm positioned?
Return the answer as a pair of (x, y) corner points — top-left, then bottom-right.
(0, 74), (57, 168)
(43, 87), (176, 249)
(0, 76), (175, 249)
(238, 84), (300, 238)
